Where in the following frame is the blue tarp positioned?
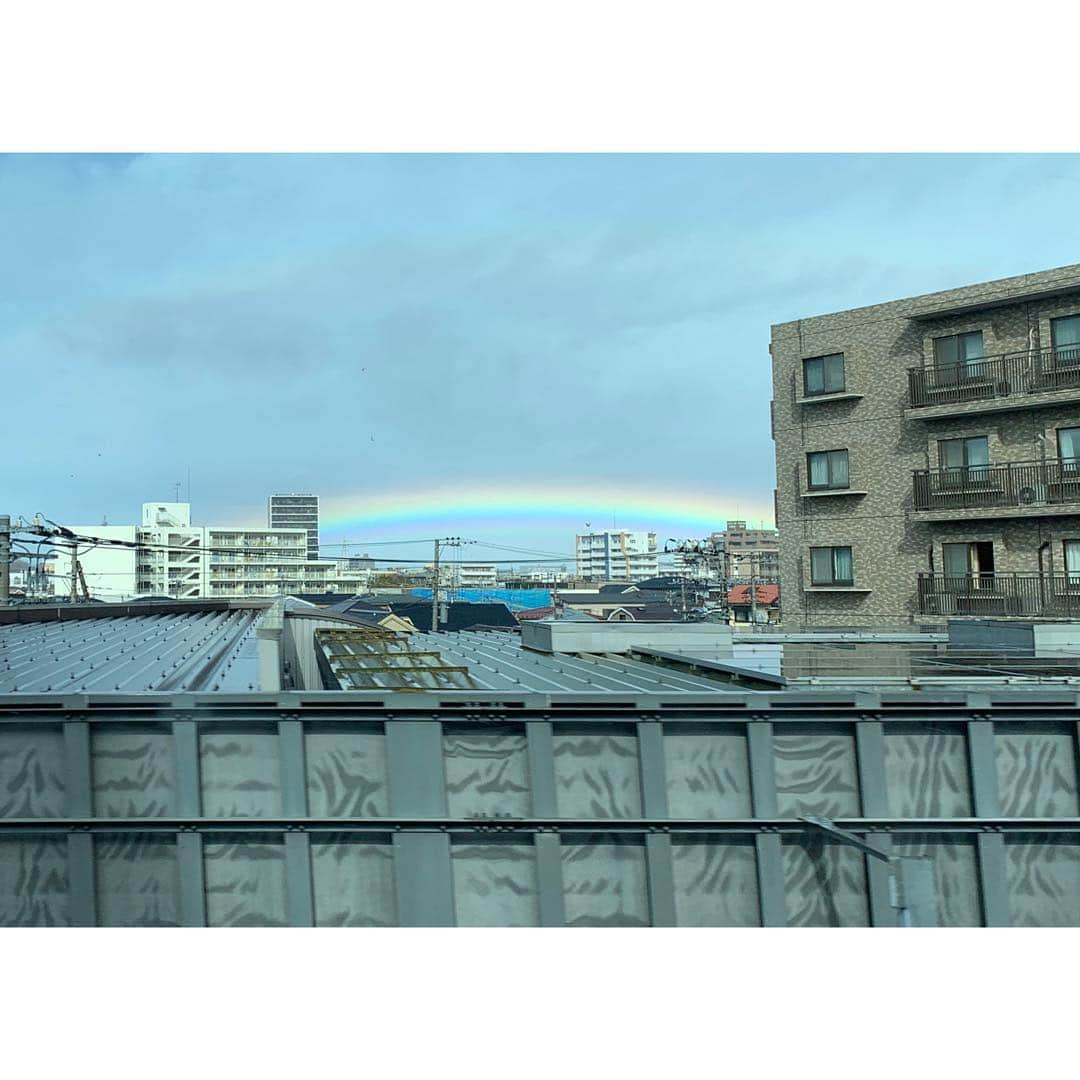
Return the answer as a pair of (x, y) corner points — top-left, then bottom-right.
(409, 587), (552, 612)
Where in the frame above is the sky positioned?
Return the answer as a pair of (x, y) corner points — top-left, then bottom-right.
(5, 153), (1080, 564)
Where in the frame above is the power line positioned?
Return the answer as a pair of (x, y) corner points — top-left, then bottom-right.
(17, 531), (571, 566)
(317, 538), (446, 547)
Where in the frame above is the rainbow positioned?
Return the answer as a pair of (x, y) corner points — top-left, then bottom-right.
(314, 483), (773, 541)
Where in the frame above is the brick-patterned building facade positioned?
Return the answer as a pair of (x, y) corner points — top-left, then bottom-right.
(771, 264), (1080, 628)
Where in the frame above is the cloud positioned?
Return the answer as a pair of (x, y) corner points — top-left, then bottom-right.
(7, 152), (1080, 540)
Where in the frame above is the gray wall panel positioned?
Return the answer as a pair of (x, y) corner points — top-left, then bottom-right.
(0, 728), (65, 818)
(995, 725), (1080, 817)
(0, 837), (68, 926)
(774, 727), (861, 818)
(672, 838), (760, 926)
(451, 841), (539, 926)
(554, 732), (642, 818)
(1005, 836), (1080, 927)
(204, 839), (287, 927)
(91, 728), (176, 818)
(562, 837), (650, 927)
(311, 836), (397, 927)
(444, 732), (531, 818)
(782, 839), (870, 927)
(305, 730), (389, 817)
(95, 835), (180, 927)
(200, 730), (282, 817)
(664, 730), (752, 818)
(884, 725), (972, 817)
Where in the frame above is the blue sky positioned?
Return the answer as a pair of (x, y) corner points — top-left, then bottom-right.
(4, 154), (1080, 559)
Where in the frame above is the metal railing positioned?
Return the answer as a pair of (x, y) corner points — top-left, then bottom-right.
(913, 458), (1080, 512)
(907, 346), (1080, 407)
(917, 572), (1080, 617)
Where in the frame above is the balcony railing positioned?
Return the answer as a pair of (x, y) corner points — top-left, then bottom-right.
(917, 572), (1080, 617)
(907, 346), (1080, 408)
(912, 458), (1080, 513)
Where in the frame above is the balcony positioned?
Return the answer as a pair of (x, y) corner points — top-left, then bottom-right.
(912, 459), (1080, 520)
(917, 573), (1080, 618)
(907, 348), (1080, 417)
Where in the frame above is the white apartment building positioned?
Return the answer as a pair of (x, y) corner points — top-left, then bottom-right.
(575, 530), (658, 582)
(51, 503), (366, 601)
(512, 568), (574, 584)
(439, 563), (499, 589)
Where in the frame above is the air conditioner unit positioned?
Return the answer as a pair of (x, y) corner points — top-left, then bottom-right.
(1017, 483), (1049, 506)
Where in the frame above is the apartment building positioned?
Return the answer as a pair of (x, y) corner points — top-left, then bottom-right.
(719, 522), (780, 582)
(442, 563), (499, 589)
(54, 502), (365, 600)
(771, 263), (1080, 628)
(268, 493), (320, 559)
(670, 525), (778, 582)
(575, 530), (658, 582)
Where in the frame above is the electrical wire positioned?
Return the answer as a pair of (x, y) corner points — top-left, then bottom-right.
(15, 528), (578, 565)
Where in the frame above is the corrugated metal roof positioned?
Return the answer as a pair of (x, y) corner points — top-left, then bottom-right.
(405, 631), (736, 692)
(0, 609), (264, 693)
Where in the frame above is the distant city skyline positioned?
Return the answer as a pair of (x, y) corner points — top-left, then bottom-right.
(7, 153), (1080, 553)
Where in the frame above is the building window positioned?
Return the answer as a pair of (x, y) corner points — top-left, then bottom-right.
(809, 546), (853, 586)
(1051, 315), (1080, 365)
(1057, 426), (1080, 467)
(942, 541), (994, 580)
(1065, 540), (1080, 584)
(802, 353), (845, 397)
(933, 331), (984, 380)
(939, 435), (990, 485)
(807, 449), (850, 490)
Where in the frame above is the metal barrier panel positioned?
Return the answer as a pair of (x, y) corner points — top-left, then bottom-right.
(0, 692), (1078, 926)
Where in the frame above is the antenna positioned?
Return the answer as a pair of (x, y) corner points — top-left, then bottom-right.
(174, 480), (182, 502)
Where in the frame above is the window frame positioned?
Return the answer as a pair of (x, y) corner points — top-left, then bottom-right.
(802, 353), (846, 398)
(932, 330), (986, 383)
(1064, 539), (1080, 584)
(941, 540), (995, 582)
(809, 545), (854, 587)
(1056, 425), (1080, 468)
(938, 435), (991, 489)
(806, 448), (851, 491)
(1050, 314), (1080, 366)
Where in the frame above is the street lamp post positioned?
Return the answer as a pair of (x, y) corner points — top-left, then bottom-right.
(799, 814), (939, 927)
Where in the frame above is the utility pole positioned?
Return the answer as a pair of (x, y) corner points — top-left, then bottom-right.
(430, 537), (473, 630)
(70, 542), (79, 603)
(750, 551), (758, 626)
(431, 538), (441, 631)
(0, 515), (10, 604)
(722, 544), (731, 625)
(76, 560), (90, 602)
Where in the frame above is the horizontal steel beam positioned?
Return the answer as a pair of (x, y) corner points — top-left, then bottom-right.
(3, 816), (1080, 835)
(0, 690), (1079, 720)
